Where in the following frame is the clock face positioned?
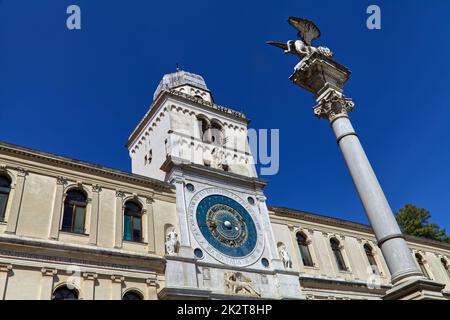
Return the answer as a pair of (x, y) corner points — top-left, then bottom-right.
(196, 195), (257, 258)
(188, 188), (264, 267)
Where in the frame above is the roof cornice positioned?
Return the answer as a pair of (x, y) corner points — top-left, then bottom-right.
(126, 89), (249, 148)
(0, 141), (173, 192)
(161, 156), (268, 189)
(270, 206), (450, 250)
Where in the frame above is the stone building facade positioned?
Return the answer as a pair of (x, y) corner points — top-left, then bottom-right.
(0, 70), (448, 300)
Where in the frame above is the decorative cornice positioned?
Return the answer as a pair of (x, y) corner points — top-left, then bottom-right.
(166, 89), (246, 119)
(127, 89), (249, 148)
(270, 206), (450, 250)
(161, 156), (267, 189)
(0, 141), (173, 193)
(0, 234), (165, 273)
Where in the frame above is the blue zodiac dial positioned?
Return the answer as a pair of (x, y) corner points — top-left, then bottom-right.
(196, 195), (257, 258)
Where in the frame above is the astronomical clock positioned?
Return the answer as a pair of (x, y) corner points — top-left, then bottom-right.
(187, 188), (265, 267)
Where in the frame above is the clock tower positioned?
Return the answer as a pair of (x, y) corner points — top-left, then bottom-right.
(127, 69), (302, 299)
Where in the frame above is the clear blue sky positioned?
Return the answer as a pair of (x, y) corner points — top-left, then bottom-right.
(1, 0), (449, 230)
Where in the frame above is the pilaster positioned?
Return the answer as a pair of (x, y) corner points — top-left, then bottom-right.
(146, 275), (158, 300)
(110, 275), (124, 300)
(82, 272), (98, 300)
(114, 191), (125, 249)
(6, 167), (27, 234)
(0, 264), (12, 300)
(146, 196), (156, 253)
(49, 176), (67, 239)
(89, 185), (102, 245)
(40, 268), (57, 300)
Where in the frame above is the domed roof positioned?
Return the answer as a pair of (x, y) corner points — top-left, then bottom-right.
(153, 68), (209, 101)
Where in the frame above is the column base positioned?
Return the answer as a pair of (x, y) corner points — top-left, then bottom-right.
(383, 278), (446, 300)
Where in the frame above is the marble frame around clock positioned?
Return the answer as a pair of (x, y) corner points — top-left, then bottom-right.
(187, 188), (265, 267)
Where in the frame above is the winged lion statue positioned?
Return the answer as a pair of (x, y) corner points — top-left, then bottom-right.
(267, 17), (333, 73)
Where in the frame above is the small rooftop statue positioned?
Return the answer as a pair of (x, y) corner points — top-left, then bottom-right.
(267, 17), (333, 76)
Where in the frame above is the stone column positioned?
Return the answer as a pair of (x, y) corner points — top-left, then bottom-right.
(312, 85), (422, 284)
(114, 191), (124, 249)
(288, 52), (444, 298)
(40, 268), (57, 300)
(49, 176), (67, 239)
(6, 168), (27, 234)
(146, 196), (156, 253)
(89, 185), (102, 245)
(82, 272), (97, 300)
(0, 264), (12, 300)
(110, 275), (124, 300)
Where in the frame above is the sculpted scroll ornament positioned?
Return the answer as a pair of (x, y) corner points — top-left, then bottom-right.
(313, 90), (355, 121)
(224, 272), (261, 297)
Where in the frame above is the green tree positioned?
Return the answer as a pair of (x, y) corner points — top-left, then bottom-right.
(396, 204), (450, 243)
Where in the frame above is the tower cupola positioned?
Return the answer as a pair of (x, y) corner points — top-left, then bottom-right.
(153, 68), (213, 102)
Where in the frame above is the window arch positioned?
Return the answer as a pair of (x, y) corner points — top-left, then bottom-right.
(364, 244), (378, 273)
(62, 189), (87, 234)
(296, 232), (314, 267)
(210, 119), (225, 146)
(330, 238), (347, 271)
(441, 258), (450, 279)
(0, 175), (11, 222)
(122, 290), (143, 300)
(197, 115), (211, 143)
(123, 201), (143, 242)
(52, 285), (78, 300)
(415, 253), (430, 279)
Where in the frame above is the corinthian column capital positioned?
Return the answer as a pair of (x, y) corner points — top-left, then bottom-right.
(313, 89), (355, 121)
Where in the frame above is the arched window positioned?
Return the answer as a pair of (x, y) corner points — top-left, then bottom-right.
(123, 201), (143, 242)
(364, 244), (378, 273)
(210, 120), (224, 146)
(441, 258), (450, 279)
(415, 253), (430, 279)
(330, 238), (347, 271)
(0, 175), (11, 222)
(52, 286), (78, 300)
(62, 189), (87, 234)
(122, 290), (143, 300)
(197, 116), (210, 143)
(296, 232), (314, 267)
